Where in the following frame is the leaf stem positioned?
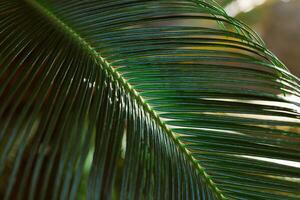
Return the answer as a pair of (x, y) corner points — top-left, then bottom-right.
(27, 0), (227, 199)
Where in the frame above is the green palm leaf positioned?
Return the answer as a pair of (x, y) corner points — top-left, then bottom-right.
(0, 0), (299, 199)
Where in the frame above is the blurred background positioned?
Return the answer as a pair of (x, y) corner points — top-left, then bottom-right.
(217, 0), (300, 77)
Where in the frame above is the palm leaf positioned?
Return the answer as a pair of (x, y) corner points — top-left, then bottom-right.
(0, 0), (300, 199)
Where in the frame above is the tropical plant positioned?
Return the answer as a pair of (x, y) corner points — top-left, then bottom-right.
(0, 0), (299, 199)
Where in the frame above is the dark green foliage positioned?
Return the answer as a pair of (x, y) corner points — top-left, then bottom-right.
(0, 0), (299, 199)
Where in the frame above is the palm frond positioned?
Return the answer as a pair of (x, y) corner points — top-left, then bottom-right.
(0, 0), (299, 199)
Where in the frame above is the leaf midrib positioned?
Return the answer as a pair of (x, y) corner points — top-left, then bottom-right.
(27, 0), (226, 199)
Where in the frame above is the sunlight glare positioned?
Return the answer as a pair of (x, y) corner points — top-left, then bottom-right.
(225, 0), (266, 17)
